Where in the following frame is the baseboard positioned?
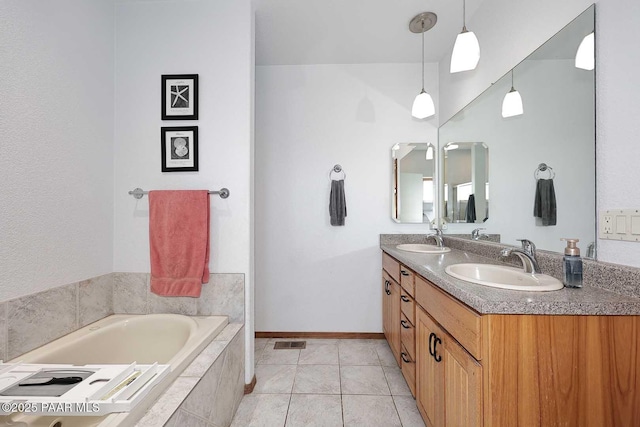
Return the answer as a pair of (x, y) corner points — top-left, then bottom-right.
(255, 332), (385, 339)
(244, 375), (257, 394)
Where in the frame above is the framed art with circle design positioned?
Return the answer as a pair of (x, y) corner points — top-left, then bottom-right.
(161, 126), (198, 172)
(161, 74), (198, 120)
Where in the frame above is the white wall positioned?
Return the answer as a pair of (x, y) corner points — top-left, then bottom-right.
(113, 0), (253, 381)
(255, 63), (438, 332)
(439, 59), (595, 253)
(439, 0), (640, 267)
(0, 0), (115, 300)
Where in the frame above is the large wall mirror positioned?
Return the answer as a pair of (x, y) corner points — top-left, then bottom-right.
(438, 5), (596, 256)
(392, 143), (436, 224)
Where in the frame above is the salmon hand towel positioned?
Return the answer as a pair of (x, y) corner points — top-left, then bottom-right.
(149, 190), (210, 297)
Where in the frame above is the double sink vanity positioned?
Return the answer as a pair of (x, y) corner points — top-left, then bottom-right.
(381, 234), (640, 427)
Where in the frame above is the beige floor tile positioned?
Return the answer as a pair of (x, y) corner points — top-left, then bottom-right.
(293, 365), (340, 394)
(231, 394), (290, 427)
(255, 338), (270, 350)
(376, 343), (398, 367)
(285, 394), (343, 427)
(342, 395), (402, 427)
(340, 365), (390, 395)
(338, 344), (380, 366)
(254, 364), (297, 394)
(393, 395), (426, 427)
(383, 366), (412, 396)
(299, 344), (339, 365)
(258, 348), (301, 365)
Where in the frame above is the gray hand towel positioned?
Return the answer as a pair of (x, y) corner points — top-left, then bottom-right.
(533, 179), (557, 226)
(330, 179), (347, 226)
(466, 194), (476, 223)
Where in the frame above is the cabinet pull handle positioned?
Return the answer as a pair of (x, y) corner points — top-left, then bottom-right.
(401, 352), (412, 363)
(433, 336), (442, 363)
(428, 333), (435, 358)
(401, 295), (410, 302)
(401, 320), (411, 329)
(385, 280), (391, 295)
(401, 270), (410, 276)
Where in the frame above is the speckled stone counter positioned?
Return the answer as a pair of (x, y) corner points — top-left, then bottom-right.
(380, 239), (640, 316)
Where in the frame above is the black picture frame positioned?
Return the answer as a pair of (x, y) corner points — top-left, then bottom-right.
(161, 74), (199, 120)
(161, 126), (199, 172)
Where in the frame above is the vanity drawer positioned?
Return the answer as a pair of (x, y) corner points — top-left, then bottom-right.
(400, 344), (416, 397)
(400, 289), (415, 325)
(400, 265), (415, 297)
(400, 312), (415, 358)
(383, 252), (400, 283)
(415, 275), (483, 360)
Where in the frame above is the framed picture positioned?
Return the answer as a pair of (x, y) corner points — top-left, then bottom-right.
(161, 74), (198, 120)
(161, 126), (198, 172)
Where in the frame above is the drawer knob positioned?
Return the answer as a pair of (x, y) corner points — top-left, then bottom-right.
(401, 320), (411, 329)
(401, 295), (410, 302)
(401, 352), (412, 363)
(401, 270), (410, 276)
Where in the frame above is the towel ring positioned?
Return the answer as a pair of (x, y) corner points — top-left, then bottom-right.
(329, 164), (346, 180)
(534, 163), (555, 180)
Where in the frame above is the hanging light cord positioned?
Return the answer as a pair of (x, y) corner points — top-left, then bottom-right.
(462, 0), (468, 32)
(421, 19), (425, 91)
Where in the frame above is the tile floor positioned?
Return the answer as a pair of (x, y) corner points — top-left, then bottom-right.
(230, 338), (426, 427)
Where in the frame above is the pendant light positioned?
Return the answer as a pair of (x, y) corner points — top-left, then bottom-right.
(502, 70), (523, 118)
(575, 32), (594, 70)
(426, 145), (434, 160)
(450, 0), (480, 73)
(410, 12), (437, 119)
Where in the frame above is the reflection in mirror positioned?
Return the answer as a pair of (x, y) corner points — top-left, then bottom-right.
(442, 142), (489, 224)
(438, 5), (595, 256)
(392, 143), (436, 224)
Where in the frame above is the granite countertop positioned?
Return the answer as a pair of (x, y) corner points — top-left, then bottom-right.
(381, 244), (640, 316)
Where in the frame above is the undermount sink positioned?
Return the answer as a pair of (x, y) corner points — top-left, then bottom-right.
(396, 244), (451, 254)
(445, 263), (564, 291)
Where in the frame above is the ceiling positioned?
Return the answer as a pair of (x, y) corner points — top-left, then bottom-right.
(253, 0), (485, 66)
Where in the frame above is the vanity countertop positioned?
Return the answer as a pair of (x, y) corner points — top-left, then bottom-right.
(381, 244), (640, 316)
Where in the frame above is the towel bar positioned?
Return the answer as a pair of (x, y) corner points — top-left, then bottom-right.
(128, 188), (230, 199)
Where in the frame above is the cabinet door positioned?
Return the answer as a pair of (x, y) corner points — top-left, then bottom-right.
(389, 279), (402, 364)
(416, 307), (445, 427)
(382, 273), (391, 340)
(443, 335), (483, 427)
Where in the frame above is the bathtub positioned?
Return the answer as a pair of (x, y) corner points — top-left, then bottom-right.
(0, 314), (228, 427)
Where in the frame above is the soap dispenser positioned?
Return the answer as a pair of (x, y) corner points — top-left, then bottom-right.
(561, 238), (583, 288)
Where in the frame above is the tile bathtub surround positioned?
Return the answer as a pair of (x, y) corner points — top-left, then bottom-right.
(3, 273), (114, 360)
(136, 324), (245, 427)
(113, 273), (245, 322)
(381, 233), (640, 300)
(231, 338), (425, 427)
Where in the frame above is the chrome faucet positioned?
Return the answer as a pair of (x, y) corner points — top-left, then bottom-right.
(500, 239), (541, 274)
(471, 228), (487, 241)
(426, 234), (444, 248)
(431, 226), (443, 237)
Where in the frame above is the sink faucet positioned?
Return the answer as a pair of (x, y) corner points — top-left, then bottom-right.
(500, 239), (541, 274)
(431, 226), (443, 237)
(426, 234), (444, 248)
(471, 228), (487, 241)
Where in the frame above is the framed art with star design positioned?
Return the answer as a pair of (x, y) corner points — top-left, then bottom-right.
(161, 74), (198, 120)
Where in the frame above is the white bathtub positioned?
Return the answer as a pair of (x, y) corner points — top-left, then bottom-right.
(0, 314), (228, 427)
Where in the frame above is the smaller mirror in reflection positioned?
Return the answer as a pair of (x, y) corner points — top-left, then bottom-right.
(442, 142), (489, 224)
(392, 143), (436, 224)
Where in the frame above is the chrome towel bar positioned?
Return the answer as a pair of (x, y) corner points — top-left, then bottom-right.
(128, 187), (230, 199)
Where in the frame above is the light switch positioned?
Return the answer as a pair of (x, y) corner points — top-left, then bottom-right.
(616, 216), (627, 234)
(632, 216), (640, 235)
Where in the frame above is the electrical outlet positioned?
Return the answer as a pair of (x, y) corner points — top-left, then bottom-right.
(600, 212), (613, 238)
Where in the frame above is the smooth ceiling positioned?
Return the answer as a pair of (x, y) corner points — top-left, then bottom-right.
(253, 0), (485, 66)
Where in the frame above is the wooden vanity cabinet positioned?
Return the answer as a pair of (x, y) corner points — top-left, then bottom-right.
(382, 251), (640, 427)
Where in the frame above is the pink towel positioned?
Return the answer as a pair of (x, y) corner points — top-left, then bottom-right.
(149, 190), (210, 297)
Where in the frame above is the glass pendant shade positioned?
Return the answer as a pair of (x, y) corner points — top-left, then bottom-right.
(450, 30), (480, 73)
(502, 88), (524, 118)
(426, 145), (434, 160)
(575, 32), (594, 70)
(412, 90), (435, 119)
